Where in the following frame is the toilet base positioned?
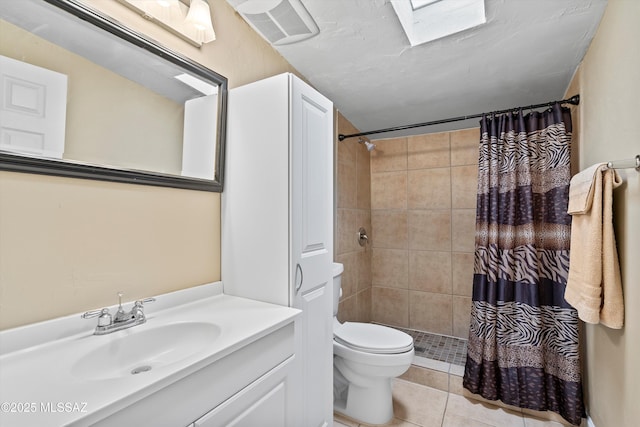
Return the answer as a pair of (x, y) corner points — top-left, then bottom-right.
(334, 376), (394, 425)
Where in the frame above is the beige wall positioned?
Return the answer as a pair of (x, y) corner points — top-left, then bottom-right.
(335, 115), (372, 323)
(572, 0), (640, 425)
(367, 129), (478, 338)
(0, 0), (296, 330)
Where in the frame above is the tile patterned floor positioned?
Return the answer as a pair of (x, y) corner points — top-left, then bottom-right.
(395, 327), (468, 367)
(333, 379), (576, 427)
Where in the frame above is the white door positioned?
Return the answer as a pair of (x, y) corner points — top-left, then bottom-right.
(290, 76), (334, 427)
(0, 55), (67, 158)
(182, 94), (218, 179)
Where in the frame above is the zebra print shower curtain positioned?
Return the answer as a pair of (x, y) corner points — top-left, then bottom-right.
(463, 103), (584, 426)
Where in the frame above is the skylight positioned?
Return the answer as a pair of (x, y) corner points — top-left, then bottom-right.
(391, 0), (486, 47)
(410, 0), (441, 9)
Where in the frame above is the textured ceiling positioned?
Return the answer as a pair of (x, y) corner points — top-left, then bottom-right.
(259, 0), (607, 138)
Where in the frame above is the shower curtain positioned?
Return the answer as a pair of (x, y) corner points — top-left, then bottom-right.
(463, 103), (584, 425)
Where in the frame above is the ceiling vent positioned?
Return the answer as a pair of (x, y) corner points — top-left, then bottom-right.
(227, 0), (319, 45)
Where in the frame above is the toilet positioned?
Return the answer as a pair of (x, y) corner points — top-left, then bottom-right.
(332, 262), (414, 425)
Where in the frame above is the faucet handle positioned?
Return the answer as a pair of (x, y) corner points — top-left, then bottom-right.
(135, 297), (156, 306)
(81, 308), (112, 327)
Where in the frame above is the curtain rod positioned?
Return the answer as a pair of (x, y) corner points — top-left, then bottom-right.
(338, 94), (580, 141)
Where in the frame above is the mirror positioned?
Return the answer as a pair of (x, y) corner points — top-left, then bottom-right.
(0, 0), (227, 192)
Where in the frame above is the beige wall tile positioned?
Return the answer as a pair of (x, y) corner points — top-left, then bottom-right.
(337, 160), (357, 209)
(452, 296), (472, 339)
(409, 291), (453, 335)
(408, 210), (451, 251)
(356, 209), (372, 252)
(452, 252), (474, 297)
(371, 210), (408, 249)
(336, 251), (358, 298)
(450, 128), (480, 166)
(356, 148), (372, 210)
(409, 250), (452, 294)
(408, 168), (451, 209)
(337, 208), (358, 255)
(372, 248), (409, 288)
(400, 365), (449, 392)
(451, 165), (478, 209)
(452, 209), (476, 252)
(337, 133), (357, 165)
(371, 171), (407, 209)
(357, 287), (372, 322)
(372, 286), (409, 327)
(370, 137), (407, 173)
(356, 248), (372, 292)
(337, 294), (357, 323)
(408, 132), (450, 169)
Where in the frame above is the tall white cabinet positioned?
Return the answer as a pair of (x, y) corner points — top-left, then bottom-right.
(222, 73), (334, 427)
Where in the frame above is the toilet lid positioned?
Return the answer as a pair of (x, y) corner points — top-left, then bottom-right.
(334, 322), (414, 354)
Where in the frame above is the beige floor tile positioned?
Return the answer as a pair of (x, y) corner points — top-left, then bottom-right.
(522, 416), (569, 427)
(442, 413), (495, 427)
(445, 393), (524, 427)
(521, 409), (575, 426)
(334, 412), (360, 427)
(359, 418), (423, 427)
(392, 379), (448, 427)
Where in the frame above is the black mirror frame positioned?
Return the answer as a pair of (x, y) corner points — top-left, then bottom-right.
(0, 0), (228, 192)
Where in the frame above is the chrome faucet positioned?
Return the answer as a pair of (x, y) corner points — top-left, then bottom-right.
(82, 292), (156, 335)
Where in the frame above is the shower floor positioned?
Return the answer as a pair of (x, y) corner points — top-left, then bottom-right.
(394, 327), (468, 367)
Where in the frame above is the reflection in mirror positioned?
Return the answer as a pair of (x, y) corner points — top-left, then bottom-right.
(0, 0), (227, 191)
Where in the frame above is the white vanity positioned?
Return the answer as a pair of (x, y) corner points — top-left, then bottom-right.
(0, 283), (300, 426)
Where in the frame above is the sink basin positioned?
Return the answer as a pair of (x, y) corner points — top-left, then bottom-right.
(71, 322), (221, 380)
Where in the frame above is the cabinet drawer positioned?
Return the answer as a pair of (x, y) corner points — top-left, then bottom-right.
(194, 356), (293, 427)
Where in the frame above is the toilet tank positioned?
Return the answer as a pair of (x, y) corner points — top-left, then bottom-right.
(332, 263), (344, 317)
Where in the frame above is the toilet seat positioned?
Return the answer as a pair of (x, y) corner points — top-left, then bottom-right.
(334, 322), (413, 354)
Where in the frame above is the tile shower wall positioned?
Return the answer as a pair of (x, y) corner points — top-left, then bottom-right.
(370, 129), (479, 339)
(335, 113), (372, 323)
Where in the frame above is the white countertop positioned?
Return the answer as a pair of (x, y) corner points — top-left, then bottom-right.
(0, 282), (300, 426)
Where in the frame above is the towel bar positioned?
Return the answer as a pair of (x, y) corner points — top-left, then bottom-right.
(606, 154), (640, 171)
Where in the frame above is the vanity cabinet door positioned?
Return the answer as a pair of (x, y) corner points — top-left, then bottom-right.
(223, 72), (334, 426)
(290, 76), (334, 427)
(193, 358), (292, 427)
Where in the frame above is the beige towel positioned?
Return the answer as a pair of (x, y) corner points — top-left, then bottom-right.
(567, 163), (606, 214)
(565, 165), (624, 328)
